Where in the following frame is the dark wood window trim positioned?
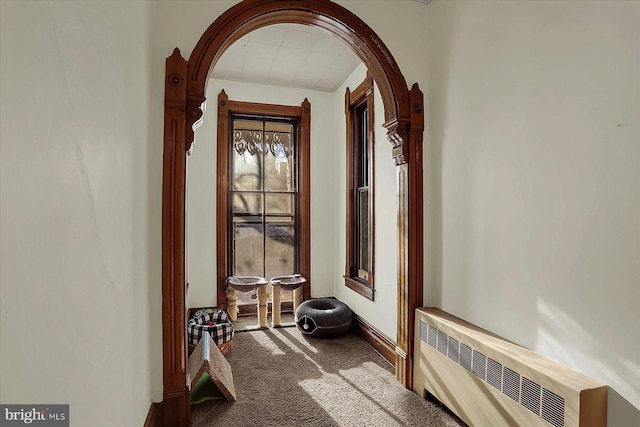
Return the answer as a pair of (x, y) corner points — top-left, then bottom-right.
(344, 72), (375, 300)
(215, 90), (311, 309)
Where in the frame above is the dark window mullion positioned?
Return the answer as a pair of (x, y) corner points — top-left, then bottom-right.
(261, 122), (266, 278)
(229, 117), (235, 276)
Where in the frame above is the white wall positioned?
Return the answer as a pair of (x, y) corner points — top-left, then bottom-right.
(333, 64), (399, 339)
(3, 1), (636, 425)
(0, 1), (157, 426)
(187, 79), (338, 307)
(427, 1), (640, 424)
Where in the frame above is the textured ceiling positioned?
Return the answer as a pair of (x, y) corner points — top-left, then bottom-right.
(212, 24), (362, 92)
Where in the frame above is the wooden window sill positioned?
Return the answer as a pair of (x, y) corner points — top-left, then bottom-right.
(344, 275), (374, 300)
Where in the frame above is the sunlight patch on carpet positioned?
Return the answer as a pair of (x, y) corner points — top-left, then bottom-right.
(297, 372), (407, 426)
(273, 329), (316, 355)
(251, 331), (287, 356)
(280, 327), (319, 354)
(340, 361), (398, 388)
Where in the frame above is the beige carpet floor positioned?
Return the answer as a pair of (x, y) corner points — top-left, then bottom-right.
(231, 313), (296, 331)
(190, 325), (466, 426)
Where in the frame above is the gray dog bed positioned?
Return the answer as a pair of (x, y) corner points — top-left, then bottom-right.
(295, 298), (352, 338)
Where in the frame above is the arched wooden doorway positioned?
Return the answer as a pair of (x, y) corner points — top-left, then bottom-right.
(162, 1), (423, 425)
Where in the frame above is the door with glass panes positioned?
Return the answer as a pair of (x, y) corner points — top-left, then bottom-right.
(230, 117), (298, 309)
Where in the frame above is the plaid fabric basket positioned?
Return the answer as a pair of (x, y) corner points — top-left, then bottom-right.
(188, 308), (234, 347)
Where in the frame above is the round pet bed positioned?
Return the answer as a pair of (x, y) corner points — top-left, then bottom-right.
(295, 298), (352, 338)
(188, 308), (234, 356)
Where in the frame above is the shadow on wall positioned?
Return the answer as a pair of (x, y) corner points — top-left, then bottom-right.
(608, 388), (640, 427)
(536, 298), (640, 426)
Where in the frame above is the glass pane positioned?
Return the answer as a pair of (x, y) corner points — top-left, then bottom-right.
(266, 193), (294, 215)
(233, 122), (263, 191)
(233, 223), (264, 276)
(233, 193), (262, 215)
(265, 223), (294, 279)
(234, 120), (263, 131)
(356, 105), (369, 187)
(357, 188), (369, 272)
(265, 216), (294, 224)
(232, 215), (261, 224)
(265, 122), (293, 133)
(264, 122), (294, 191)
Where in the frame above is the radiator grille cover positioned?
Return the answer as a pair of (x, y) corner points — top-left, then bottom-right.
(427, 324), (437, 349)
(414, 309), (606, 427)
(460, 343), (472, 372)
(487, 358), (502, 391)
(448, 337), (460, 363)
(438, 330), (448, 355)
(503, 366), (521, 402)
(420, 319), (568, 426)
(542, 388), (565, 427)
(521, 377), (542, 415)
(472, 350), (487, 381)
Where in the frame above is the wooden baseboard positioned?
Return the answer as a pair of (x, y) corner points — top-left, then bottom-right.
(352, 313), (396, 366)
(144, 401), (162, 427)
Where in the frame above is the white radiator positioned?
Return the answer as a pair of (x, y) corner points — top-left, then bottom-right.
(413, 308), (607, 427)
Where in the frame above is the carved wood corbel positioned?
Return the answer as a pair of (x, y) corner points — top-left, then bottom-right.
(385, 118), (410, 166)
(186, 95), (205, 153)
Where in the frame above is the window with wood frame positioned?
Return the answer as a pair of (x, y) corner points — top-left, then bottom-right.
(216, 90), (311, 309)
(344, 73), (375, 300)
(230, 118), (297, 279)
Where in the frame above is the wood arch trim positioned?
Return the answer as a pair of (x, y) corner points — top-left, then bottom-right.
(187, 0), (410, 129)
(162, 1), (423, 425)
